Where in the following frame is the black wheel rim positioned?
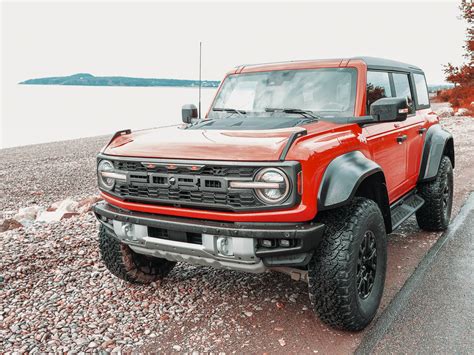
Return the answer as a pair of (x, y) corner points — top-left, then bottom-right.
(442, 180), (451, 216)
(357, 230), (377, 299)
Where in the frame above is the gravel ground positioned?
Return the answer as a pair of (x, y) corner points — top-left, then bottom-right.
(0, 135), (107, 212)
(1, 214), (306, 352)
(1, 110), (473, 353)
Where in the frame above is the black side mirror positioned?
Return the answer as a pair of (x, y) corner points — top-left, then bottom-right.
(370, 97), (409, 122)
(182, 104), (198, 124)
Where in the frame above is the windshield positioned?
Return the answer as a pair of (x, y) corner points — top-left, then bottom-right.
(209, 68), (357, 119)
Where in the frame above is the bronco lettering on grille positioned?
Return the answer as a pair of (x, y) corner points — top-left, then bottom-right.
(129, 172), (228, 193)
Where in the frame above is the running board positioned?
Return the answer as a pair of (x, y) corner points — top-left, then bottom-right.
(390, 193), (425, 230)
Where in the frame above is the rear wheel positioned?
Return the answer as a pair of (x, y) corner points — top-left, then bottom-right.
(307, 198), (387, 331)
(416, 155), (453, 231)
(99, 225), (176, 284)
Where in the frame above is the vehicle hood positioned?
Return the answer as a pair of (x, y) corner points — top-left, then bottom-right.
(103, 119), (340, 161)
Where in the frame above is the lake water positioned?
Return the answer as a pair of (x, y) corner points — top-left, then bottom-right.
(1, 85), (218, 149)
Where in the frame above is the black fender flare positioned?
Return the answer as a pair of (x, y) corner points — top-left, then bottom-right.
(318, 151), (383, 210)
(419, 124), (454, 182)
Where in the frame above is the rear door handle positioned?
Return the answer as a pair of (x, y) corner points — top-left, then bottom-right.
(418, 127), (427, 135)
(397, 135), (408, 144)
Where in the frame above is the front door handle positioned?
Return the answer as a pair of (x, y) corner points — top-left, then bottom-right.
(397, 135), (408, 144)
(418, 127), (427, 135)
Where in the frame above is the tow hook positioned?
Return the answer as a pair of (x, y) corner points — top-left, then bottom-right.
(122, 223), (135, 240)
(112, 221), (147, 245)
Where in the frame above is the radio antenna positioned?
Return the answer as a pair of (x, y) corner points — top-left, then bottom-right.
(198, 41), (202, 119)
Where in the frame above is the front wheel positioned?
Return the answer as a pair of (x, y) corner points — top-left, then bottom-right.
(307, 198), (387, 331)
(99, 225), (176, 284)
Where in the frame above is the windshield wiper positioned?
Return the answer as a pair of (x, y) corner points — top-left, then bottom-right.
(212, 107), (247, 117)
(265, 108), (321, 120)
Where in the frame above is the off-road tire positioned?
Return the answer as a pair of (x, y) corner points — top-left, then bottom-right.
(99, 225), (176, 284)
(308, 198), (387, 331)
(416, 155), (453, 231)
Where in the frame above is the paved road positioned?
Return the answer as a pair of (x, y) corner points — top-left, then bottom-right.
(361, 194), (474, 354)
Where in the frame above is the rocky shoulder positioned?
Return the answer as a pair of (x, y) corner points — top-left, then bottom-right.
(0, 196), (102, 233)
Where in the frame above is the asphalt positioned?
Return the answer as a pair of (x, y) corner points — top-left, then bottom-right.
(358, 193), (474, 354)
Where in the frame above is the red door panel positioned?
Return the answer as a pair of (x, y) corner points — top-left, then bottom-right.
(363, 122), (407, 202)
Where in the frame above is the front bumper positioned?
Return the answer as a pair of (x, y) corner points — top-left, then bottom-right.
(93, 201), (325, 273)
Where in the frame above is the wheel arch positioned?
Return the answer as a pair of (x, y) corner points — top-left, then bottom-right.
(443, 137), (455, 169)
(353, 172), (392, 233)
(419, 124), (455, 182)
(317, 151), (391, 233)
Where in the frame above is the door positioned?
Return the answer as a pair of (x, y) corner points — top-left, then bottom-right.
(364, 71), (408, 202)
(392, 72), (426, 187)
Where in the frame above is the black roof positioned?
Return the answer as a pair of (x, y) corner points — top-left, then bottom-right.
(352, 56), (423, 72)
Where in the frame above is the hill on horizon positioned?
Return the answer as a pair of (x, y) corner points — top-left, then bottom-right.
(19, 73), (220, 88)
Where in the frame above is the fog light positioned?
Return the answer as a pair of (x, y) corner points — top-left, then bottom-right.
(216, 236), (234, 256)
(279, 239), (291, 247)
(261, 239), (274, 248)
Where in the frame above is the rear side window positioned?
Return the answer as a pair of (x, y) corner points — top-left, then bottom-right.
(414, 73), (430, 107)
(392, 73), (414, 114)
(366, 71), (392, 112)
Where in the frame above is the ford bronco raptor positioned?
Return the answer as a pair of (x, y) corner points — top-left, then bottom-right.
(94, 57), (454, 331)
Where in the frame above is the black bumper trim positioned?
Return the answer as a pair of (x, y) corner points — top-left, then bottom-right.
(93, 201), (325, 258)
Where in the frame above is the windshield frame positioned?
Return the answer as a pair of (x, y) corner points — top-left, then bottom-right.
(208, 67), (359, 121)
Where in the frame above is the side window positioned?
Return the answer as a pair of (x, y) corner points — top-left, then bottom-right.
(414, 73), (430, 107)
(366, 71), (392, 112)
(392, 73), (415, 114)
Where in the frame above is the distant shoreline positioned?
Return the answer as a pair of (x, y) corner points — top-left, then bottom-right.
(17, 84), (218, 89)
(19, 73), (221, 88)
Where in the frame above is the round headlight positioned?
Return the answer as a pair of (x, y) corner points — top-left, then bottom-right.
(98, 160), (115, 190)
(254, 168), (290, 204)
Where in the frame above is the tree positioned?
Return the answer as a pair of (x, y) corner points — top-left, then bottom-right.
(442, 0), (473, 112)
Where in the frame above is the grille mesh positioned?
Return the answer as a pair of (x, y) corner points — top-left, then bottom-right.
(114, 183), (259, 209)
(113, 161), (257, 177)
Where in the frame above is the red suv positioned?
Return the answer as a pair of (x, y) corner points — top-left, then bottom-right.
(94, 57), (454, 330)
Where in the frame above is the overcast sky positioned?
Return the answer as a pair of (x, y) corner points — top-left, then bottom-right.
(2, 1), (468, 86)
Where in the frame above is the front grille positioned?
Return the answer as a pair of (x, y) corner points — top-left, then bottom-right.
(108, 160), (267, 210)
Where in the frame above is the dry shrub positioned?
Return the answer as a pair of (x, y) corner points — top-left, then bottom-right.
(438, 87), (474, 115)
